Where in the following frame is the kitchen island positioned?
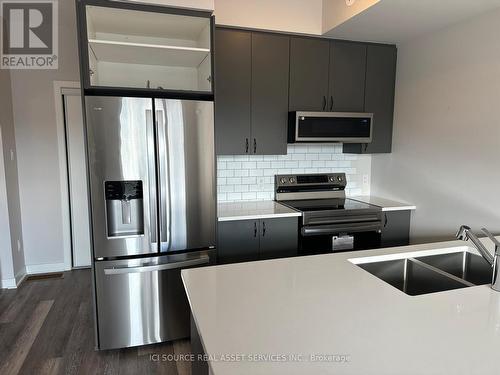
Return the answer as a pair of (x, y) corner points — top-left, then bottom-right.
(182, 238), (500, 375)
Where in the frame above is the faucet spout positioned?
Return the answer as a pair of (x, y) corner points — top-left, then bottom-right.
(455, 225), (494, 266)
(456, 225), (500, 292)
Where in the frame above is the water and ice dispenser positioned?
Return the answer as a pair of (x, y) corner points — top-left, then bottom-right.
(105, 181), (144, 238)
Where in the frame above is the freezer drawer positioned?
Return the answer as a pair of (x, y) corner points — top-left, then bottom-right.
(94, 250), (215, 350)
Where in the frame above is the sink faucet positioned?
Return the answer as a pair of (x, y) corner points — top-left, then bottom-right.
(456, 225), (500, 291)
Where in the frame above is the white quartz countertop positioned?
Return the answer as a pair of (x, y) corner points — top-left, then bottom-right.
(182, 238), (500, 375)
(218, 201), (301, 222)
(351, 195), (416, 211)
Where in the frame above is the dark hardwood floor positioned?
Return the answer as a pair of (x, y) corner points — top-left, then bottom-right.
(0, 270), (191, 375)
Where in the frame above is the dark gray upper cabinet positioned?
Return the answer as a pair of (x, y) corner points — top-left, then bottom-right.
(251, 33), (290, 155)
(343, 44), (397, 154)
(329, 41), (367, 112)
(214, 28), (252, 155)
(289, 37), (330, 112)
(215, 28), (289, 155)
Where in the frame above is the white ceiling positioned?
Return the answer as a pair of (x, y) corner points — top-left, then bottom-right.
(324, 0), (500, 44)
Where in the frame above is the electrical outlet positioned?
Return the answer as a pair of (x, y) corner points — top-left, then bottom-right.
(257, 177), (266, 185)
(363, 174), (369, 184)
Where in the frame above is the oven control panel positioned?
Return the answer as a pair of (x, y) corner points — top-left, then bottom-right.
(275, 173), (347, 188)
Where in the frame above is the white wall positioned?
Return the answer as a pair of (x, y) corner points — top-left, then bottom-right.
(322, 0), (380, 34)
(0, 130), (15, 287)
(0, 61), (25, 288)
(371, 8), (500, 243)
(10, 0), (80, 271)
(214, 0), (323, 34)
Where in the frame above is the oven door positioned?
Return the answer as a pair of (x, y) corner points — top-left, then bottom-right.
(299, 220), (382, 255)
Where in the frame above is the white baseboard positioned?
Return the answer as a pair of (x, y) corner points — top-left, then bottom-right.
(25, 262), (70, 275)
(15, 266), (27, 286)
(0, 278), (16, 289)
(1, 263), (71, 289)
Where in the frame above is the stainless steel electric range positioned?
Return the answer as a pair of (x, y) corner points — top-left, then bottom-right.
(275, 173), (383, 255)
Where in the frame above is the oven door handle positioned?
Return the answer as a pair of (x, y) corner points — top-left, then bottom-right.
(307, 215), (381, 226)
(301, 222), (382, 236)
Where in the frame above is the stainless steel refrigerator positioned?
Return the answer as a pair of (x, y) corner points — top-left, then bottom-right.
(84, 96), (216, 350)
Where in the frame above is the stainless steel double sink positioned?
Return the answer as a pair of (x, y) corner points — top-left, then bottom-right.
(358, 250), (492, 296)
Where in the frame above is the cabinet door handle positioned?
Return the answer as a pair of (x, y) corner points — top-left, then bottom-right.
(262, 221), (266, 237)
(322, 96), (327, 111)
(254, 222), (258, 237)
(245, 138), (249, 153)
(253, 138), (257, 154)
(384, 214), (388, 228)
(329, 96), (333, 111)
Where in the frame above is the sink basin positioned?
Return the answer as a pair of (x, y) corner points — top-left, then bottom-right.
(416, 251), (492, 285)
(358, 258), (469, 296)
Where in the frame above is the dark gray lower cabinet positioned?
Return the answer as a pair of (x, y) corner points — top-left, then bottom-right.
(218, 217), (298, 264)
(381, 211), (411, 248)
(217, 219), (260, 264)
(259, 217), (298, 260)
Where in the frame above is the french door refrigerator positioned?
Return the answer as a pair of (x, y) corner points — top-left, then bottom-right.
(85, 96), (216, 350)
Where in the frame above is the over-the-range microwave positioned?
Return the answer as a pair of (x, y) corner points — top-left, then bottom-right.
(288, 111), (373, 143)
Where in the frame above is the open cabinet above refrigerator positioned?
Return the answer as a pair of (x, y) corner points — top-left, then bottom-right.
(76, 0), (214, 97)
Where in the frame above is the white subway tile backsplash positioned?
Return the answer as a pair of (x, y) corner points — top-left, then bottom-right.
(217, 144), (370, 202)
(242, 161), (257, 169)
(234, 169), (249, 177)
(226, 161), (242, 169)
(234, 185), (250, 192)
(242, 192), (257, 200)
(227, 192), (242, 200)
(227, 177), (242, 185)
(249, 169), (264, 177)
(219, 185), (234, 193)
(241, 177), (257, 185)
(218, 169), (234, 178)
(305, 153), (319, 160)
(256, 192), (273, 200)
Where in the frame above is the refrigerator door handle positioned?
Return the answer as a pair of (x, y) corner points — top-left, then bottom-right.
(156, 106), (171, 250)
(146, 108), (157, 246)
(103, 255), (210, 275)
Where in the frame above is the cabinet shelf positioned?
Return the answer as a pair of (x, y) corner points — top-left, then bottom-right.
(89, 39), (210, 68)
